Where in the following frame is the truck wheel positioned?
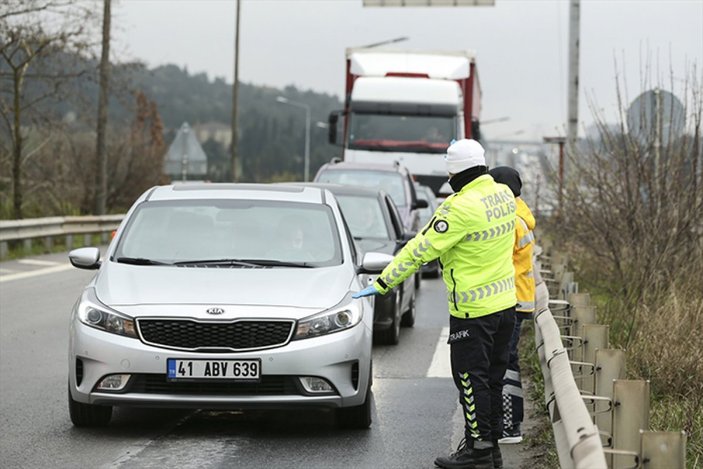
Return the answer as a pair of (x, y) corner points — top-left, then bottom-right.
(401, 291), (416, 328)
(68, 384), (112, 427)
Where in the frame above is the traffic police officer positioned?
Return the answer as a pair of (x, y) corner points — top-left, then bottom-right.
(354, 139), (517, 469)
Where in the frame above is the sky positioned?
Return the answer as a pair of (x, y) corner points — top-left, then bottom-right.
(112, 0), (703, 141)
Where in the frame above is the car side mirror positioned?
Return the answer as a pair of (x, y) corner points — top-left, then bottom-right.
(357, 252), (393, 274)
(412, 198), (429, 210)
(69, 247), (101, 270)
(328, 110), (344, 146)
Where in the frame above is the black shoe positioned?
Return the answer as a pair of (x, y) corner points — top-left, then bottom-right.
(498, 425), (523, 444)
(434, 439), (494, 469)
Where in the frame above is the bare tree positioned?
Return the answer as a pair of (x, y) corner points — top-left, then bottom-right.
(106, 91), (166, 210)
(556, 65), (703, 308)
(0, 0), (94, 219)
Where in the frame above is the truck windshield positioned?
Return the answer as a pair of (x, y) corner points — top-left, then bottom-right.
(348, 113), (455, 153)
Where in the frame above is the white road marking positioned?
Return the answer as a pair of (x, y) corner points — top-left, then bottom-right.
(427, 327), (452, 378)
(0, 263), (73, 283)
(426, 327), (464, 450)
(18, 259), (60, 266)
(103, 413), (195, 468)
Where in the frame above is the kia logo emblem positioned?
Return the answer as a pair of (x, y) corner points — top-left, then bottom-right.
(206, 307), (225, 315)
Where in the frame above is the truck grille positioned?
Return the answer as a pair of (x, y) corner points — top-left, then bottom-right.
(137, 318), (295, 352)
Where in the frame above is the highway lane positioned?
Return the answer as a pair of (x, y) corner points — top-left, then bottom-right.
(0, 252), (524, 468)
(0, 253), (191, 468)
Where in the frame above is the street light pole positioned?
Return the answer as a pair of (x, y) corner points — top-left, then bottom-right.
(231, 0), (241, 182)
(304, 105), (310, 182)
(276, 96), (311, 182)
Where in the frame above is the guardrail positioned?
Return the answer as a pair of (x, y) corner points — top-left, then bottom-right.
(535, 244), (687, 468)
(0, 215), (124, 259)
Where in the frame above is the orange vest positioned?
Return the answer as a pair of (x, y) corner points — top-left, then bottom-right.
(514, 198), (536, 312)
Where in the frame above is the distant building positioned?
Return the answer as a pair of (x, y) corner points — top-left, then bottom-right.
(164, 122), (208, 181)
(193, 122), (232, 148)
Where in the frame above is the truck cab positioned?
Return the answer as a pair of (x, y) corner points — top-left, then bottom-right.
(329, 49), (481, 195)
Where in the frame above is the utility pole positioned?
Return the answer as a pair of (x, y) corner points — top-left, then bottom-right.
(230, 0), (241, 182)
(566, 0), (580, 158)
(95, 0), (111, 214)
(544, 136), (566, 217)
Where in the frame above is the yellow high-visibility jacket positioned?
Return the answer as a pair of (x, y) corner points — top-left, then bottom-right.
(514, 197), (536, 313)
(373, 174), (516, 319)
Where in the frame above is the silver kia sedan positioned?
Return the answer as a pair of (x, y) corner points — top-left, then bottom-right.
(66, 183), (392, 429)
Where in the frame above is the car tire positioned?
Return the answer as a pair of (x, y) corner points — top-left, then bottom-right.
(422, 262), (441, 278)
(401, 290), (416, 328)
(375, 291), (401, 345)
(429, 262), (441, 278)
(68, 384), (112, 427)
(337, 365), (372, 429)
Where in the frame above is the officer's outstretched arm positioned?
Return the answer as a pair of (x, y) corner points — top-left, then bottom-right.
(373, 200), (468, 294)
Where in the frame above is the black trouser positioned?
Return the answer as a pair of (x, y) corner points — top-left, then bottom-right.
(449, 306), (515, 445)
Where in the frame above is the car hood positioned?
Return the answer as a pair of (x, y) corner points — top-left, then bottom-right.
(94, 262), (353, 310)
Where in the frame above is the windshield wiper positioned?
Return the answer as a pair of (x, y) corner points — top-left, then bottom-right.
(116, 257), (170, 266)
(239, 259), (314, 268)
(173, 258), (261, 267)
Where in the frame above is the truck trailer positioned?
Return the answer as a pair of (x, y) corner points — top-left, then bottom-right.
(328, 48), (481, 195)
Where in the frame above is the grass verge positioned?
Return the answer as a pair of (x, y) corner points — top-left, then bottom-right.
(520, 320), (560, 469)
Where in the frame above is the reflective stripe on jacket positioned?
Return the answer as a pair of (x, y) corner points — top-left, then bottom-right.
(373, 174), (517, 319)
(514, 197), (536, 313)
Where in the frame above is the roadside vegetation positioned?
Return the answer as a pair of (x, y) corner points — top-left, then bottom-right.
(544, 68), (702, 467)
(520, 321), (559, 469)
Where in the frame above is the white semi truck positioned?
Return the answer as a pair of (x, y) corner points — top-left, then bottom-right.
(328, 48), (482, 195)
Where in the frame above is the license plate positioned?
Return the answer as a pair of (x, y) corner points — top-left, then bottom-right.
(167, 358), (261, 381)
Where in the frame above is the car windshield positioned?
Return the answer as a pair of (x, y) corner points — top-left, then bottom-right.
(335, 195), (390, 240)
(316, 170), (407, 208)
(348, 113), (455, 153)
(114, 199), (343, 267)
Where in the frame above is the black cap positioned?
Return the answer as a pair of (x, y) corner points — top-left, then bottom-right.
(489, 166), (522, 197)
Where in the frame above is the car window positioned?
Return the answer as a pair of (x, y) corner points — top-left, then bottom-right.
(384, 196), (405, 240)
(316, 169), (408, 208)
(407, 174), (419, 205)
(337, 209), (359, 265)
(115, 200), (343, 267)
(335, 194), (390, 240)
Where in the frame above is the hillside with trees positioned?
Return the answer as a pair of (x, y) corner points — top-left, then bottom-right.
(1, 41), (343, 217)
(128, 63), (344, 183)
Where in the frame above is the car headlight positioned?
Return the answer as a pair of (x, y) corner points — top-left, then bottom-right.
(293, 298), (362, 340)
(75, 288), (137, 338)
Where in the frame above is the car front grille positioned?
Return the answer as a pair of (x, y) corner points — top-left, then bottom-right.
(137, 318), (295, 352)
(122, 374), (302, 396)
